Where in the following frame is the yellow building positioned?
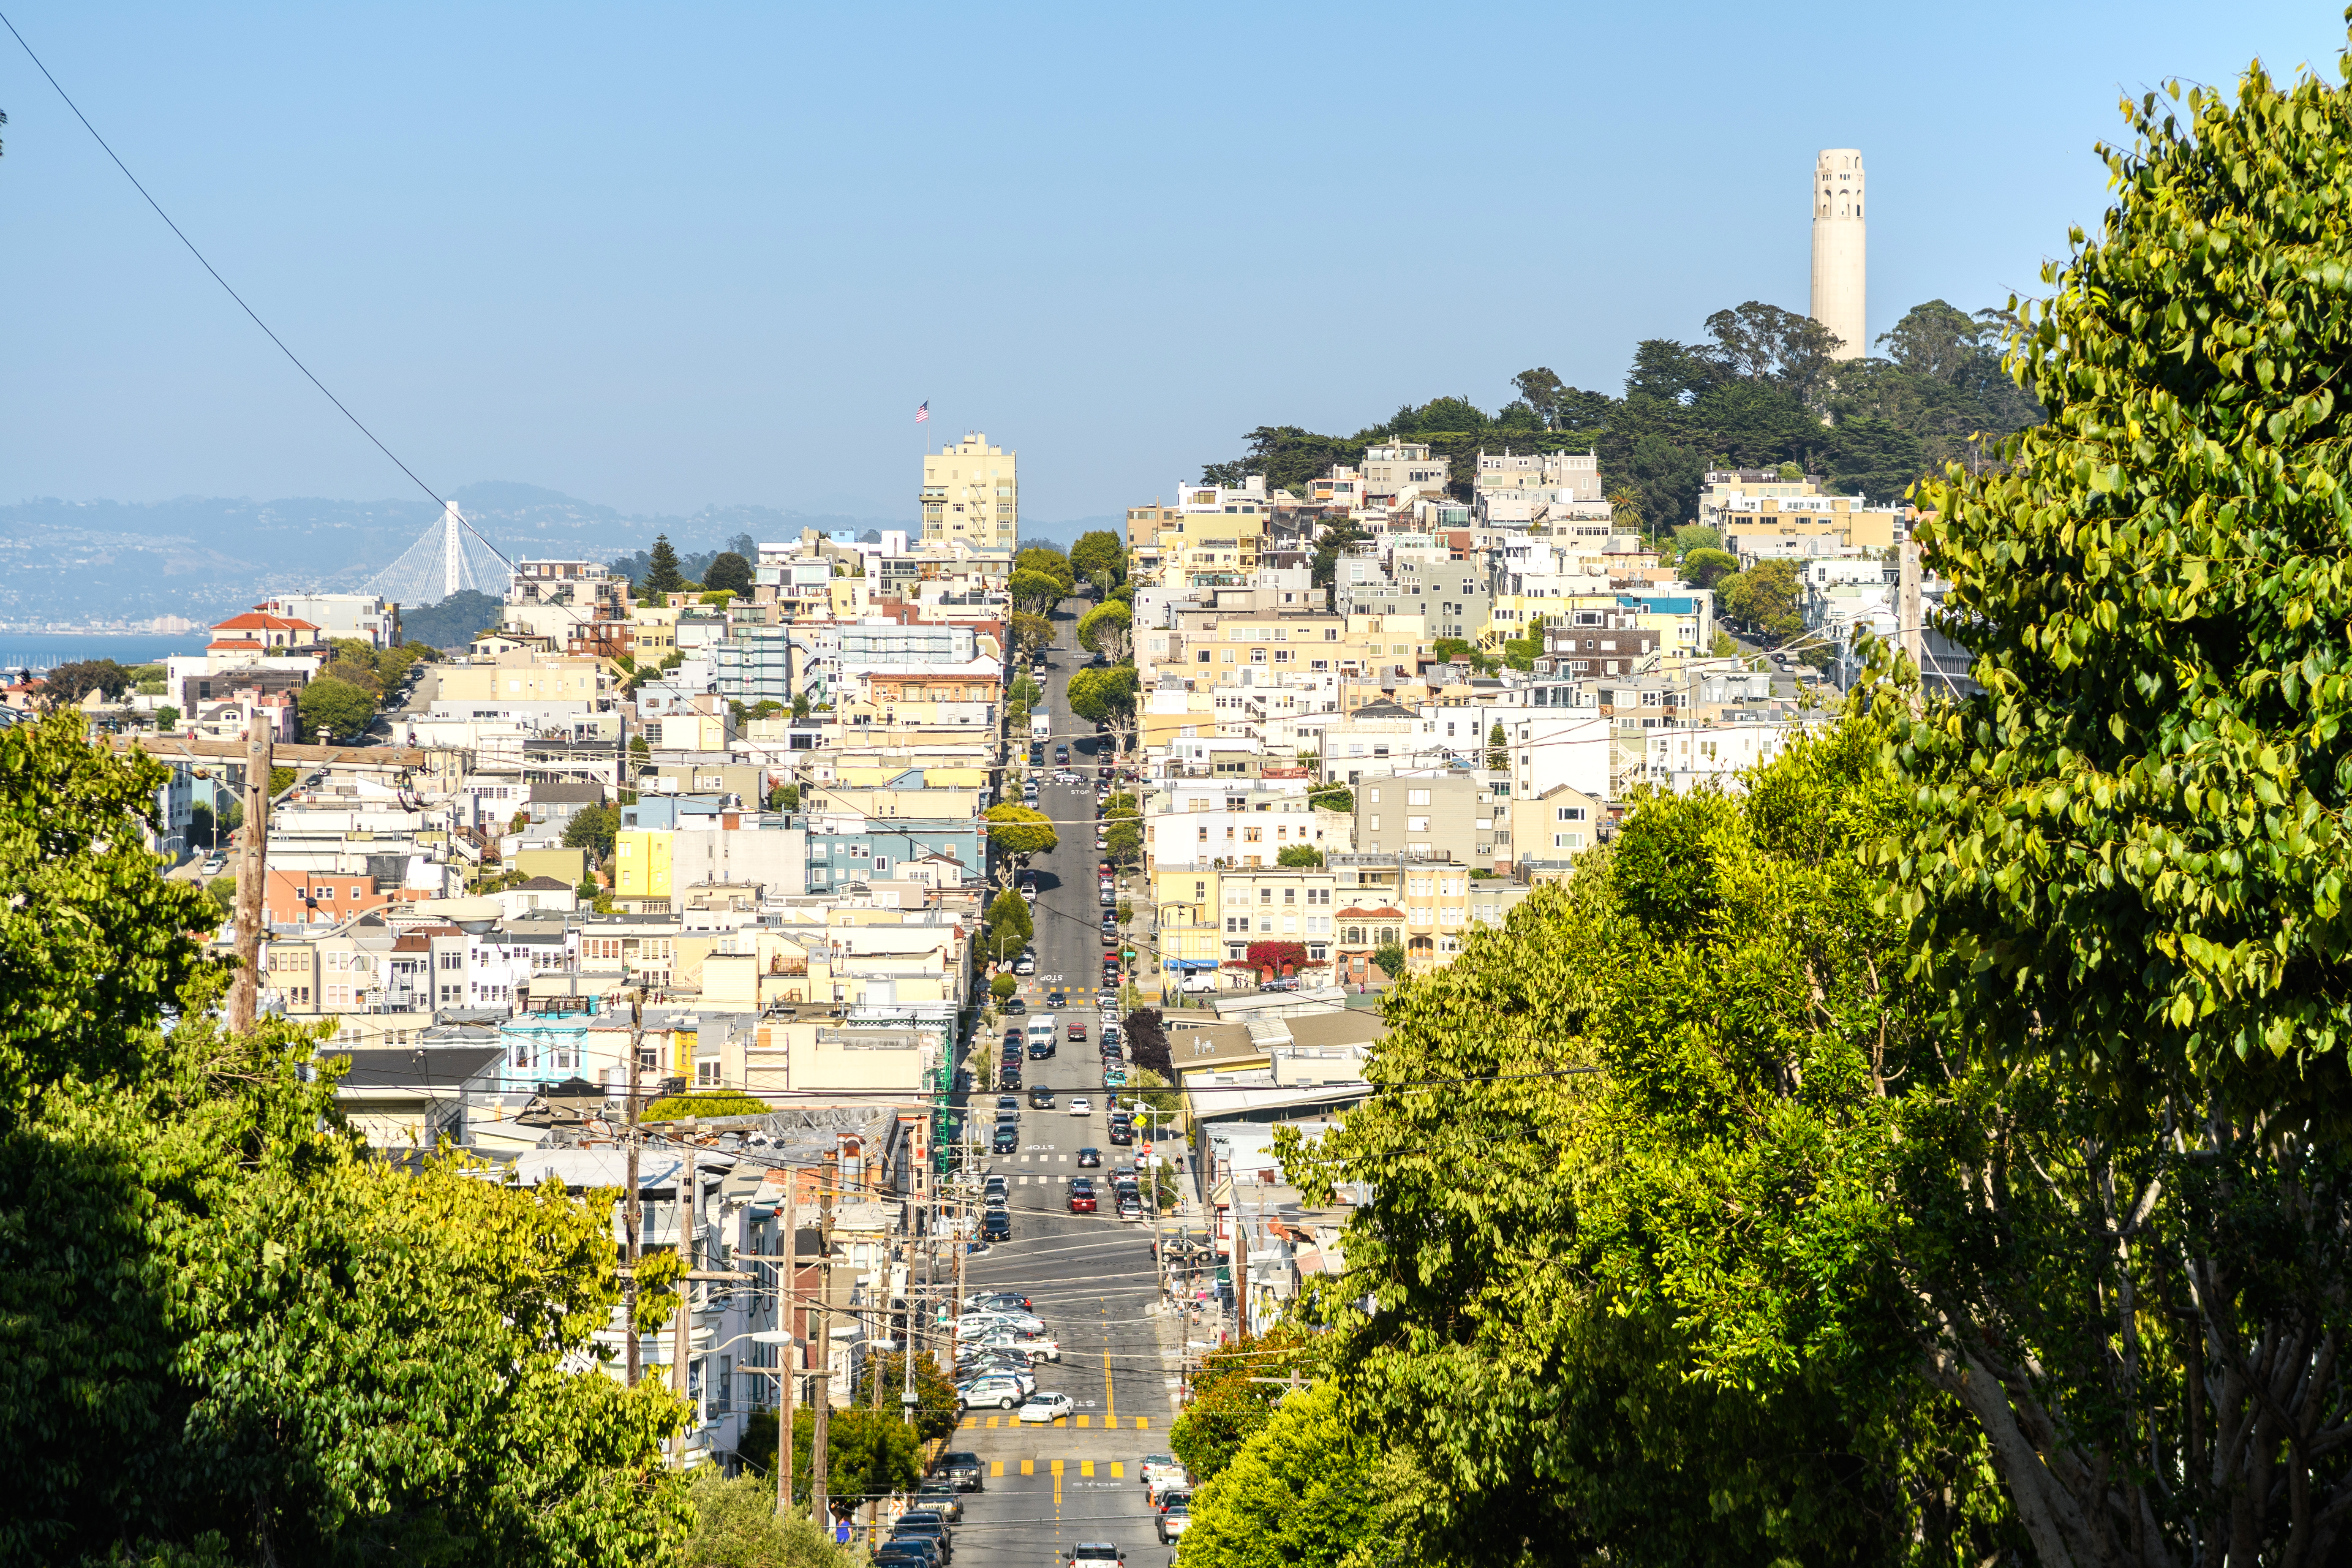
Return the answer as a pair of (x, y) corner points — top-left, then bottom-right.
(614, 829), (673, 904)
(922, 433), (1018, 548)
(628, 605), (679, 661)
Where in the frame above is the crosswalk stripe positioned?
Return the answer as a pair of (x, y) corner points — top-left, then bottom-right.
(987, 1416), (1001, 1428)
(1076, 1415), (1090, 1428)
(1081, 1461), (1095, 1477)
(1110, 1462), (1124, 1478)
(991, 1460), (1004, 1477)
(1051, 1460), (1064, 1477)
(1054, 1415), (1067, 1427)
(1021, 1459), (1034, 1476)
(1136, 1416), (1150, 1429)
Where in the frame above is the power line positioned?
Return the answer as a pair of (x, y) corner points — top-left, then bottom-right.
(0, 10), (453, 513)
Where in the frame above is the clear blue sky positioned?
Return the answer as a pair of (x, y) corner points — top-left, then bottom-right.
(2, 1), (2344, 525)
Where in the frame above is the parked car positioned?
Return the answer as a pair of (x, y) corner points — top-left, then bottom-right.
(1261, 976), (1300, 992)
(894, 1514), (956, 1562)
(1014, 952), (1036, 975)
(992, 1125), (1018, 1153)
(1066, 1542), (1126, 1568)
(914, 1481), (964, 1521)
(1156, 1493), (1192, 1544)
(937, 1451), (987, 1492)
(958, 1374), (1026, 1410)
(981, 1210), (1012, 1241)
(1001, 997), (1027, 1016)
(967, 1290), (1031, 1312)
(1018, 1391), (1077, 1424)
(1116, 1191), (1144, 1220)
(1107, 1122), (1133, 1146)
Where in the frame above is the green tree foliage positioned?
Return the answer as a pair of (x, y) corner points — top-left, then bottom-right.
(42, 658), (135, 707)
(1307, 784), (1353, 815)
(1680, 546), (1739, 589)
(683, 1470), (847, 1568)
(768, 782), (800, 812)
(1102, 790), (1142, 867)
(703, 551), (755, 595)
(153, 704), (180, 730)
(859, 1350), (962, 1442)
(1015, 544), (1075, 590)
(1069, 529), (1125, 585)
(1715, 557), (1800, 641)
(984, 804), (1058, 868)
(1670, 523), (1722, 558)
(1486, 722), (1508, 770)
(1282, 723), (2017, 1567)
(1010, 610), (1056, 658)
(563, 803), (620, 858)
(1076, 599), (1132, 664)
(1176, 1381), (1380, 1568)
(0, 719), (692, 1565)
(296, 675), (378, 741)
(1065, 664), (1138, 754)
(642, 1090), (770, 1121)
(1369, 942), (1405, 980)
(643, 534), (687, 596)
(733, 1409), (919, 1516)
(1275, 844), (1323, 867)
(0, 713), (220, 1111)
(984, 887), (1034, 963)
(1171, 1325), (1317, 1483)
(989, 972), (1018, 1002)
(1008, 570), (1067, 616)
(1309, 517), (1366, 590)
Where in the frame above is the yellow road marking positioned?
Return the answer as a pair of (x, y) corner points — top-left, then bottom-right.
(1053, 1458), (1063, 1518)
(1136, 1416), (1150, 1429)
(1076, 1414), (1090, 1428)
(991, 1460), (1004, 1477)
(1110, 1462), (1124, 1478)
(1021, 1459), (1034, 1476)
(1081, 1460), (1095, 1477)
(1054, 1415), (1067, 1427)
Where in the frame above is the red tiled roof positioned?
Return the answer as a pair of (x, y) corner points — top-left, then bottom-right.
(212, 612), (320, 633)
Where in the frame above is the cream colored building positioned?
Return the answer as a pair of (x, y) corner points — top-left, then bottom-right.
(436, 651), (614, 705)
(922, 433), (1018, 548)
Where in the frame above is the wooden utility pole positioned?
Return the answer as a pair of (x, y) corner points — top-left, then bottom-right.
(227, 721), (273, 1032)
(624, 996), (644, 1387)
(808, 1149), (837, 1536)
(778, 1217), (798, 1519)
(672, 1120), (699, 1467)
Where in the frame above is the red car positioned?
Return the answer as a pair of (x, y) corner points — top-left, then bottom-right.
(1067, 1021), (1088, 1043)
(1068, 1180), (1097, 1213)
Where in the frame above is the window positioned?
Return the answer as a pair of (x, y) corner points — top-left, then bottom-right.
(1407, 816), (1429, 832)
(1556, 806), (1587, 822)
(1555, 831), (1585, 849)
(697, 1061), (722, 1086)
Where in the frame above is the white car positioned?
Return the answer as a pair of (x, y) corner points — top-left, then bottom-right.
(957, 1310), (1045, 1339)
(1017, 1390), (1077, 1424)
(1138, 1454), (1184, 1490)
(975, 1331), (1061, 1363)
(959, 1373), (1029, 1410)
(200, 855), (226, 877)
(1069, 1097), (1092, 1116)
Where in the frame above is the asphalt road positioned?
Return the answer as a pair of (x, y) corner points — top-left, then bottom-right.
(939, 598), (1181, 1568)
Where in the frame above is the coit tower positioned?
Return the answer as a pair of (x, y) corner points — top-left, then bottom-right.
(1810, 149), (1866, 359)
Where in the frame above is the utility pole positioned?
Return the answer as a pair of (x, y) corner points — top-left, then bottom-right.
(624, 996), (644, 1387)
(672, 1119), (699, 1468)
(227, 720), (274, 1032)
(809, 1148), (837, 1538)
(777, 1171), (800, 1520)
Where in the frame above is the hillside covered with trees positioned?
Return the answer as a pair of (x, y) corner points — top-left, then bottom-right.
(1200, 297), (2042, 535)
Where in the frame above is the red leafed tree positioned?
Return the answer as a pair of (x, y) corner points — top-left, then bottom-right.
(1244, 940), (1309, 978)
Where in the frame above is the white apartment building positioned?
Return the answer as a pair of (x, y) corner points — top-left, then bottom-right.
(921, 433), (1018, 548)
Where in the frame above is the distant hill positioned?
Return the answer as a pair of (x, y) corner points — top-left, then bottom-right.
(0, 484), (904, 626)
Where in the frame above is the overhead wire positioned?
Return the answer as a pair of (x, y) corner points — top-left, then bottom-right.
(0, 10), (455, 514)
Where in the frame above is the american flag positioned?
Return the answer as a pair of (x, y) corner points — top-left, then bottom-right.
(915, 400), (929, 424)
